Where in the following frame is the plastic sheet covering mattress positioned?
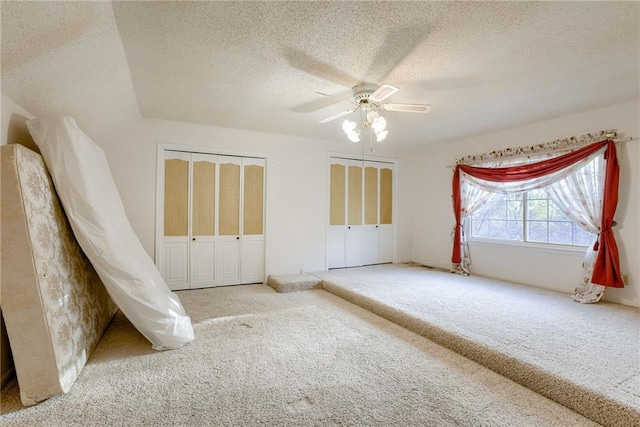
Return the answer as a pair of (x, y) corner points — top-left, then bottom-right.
(1, 144), (117, 406)
(26, 116), (194, 351)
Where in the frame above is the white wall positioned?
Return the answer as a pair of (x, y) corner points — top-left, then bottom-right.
(2, 94), (35, 148)
(97, 119), (413, 277)
(410, 99), (640, 307)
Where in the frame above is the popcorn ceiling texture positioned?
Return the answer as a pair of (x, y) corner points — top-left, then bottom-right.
(1, 2), (140, 139)
(2, 2), (638, 144)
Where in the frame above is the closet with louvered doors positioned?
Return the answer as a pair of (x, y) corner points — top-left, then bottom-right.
(361, 161), (394, 265)
(159, 150), (265, 290)
(327, 157), (394, 269)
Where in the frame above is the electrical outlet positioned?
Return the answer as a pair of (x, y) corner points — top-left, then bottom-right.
(622, 274), (629, 286)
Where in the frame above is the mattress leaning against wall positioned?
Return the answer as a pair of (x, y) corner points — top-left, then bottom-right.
(0, 144), (118, 406)
(26, 116), (194, 351)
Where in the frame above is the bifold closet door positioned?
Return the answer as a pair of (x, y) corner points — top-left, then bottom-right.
(241, 158), (265, 284)
(216, 156), (242, 286)
(326, 158), (364, 268)
(160, 151), (265, 290)
(362, 161), (393, 264)
(190, 154), (216, 287)
(345, 161), (363, 267)
(162, 151), (191, 289)
(378, 165), (393, 263)
(327, 162), (347, 268)
(362, 163), (379, 265)
(327, 158), (393, 269)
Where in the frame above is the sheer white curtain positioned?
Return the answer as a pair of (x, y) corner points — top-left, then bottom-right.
(451, 182), (495, 274)
(455, 147), (608, 302)
(545, 155), (606, 303)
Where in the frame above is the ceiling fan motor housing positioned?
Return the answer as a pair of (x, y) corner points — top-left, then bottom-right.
(352, 84), (379, 105)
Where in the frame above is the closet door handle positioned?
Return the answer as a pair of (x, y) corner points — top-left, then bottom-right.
(192, 238), (196, 241)
(236, 236), (240, 240)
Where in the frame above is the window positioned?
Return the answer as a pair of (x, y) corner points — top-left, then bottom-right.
(470, 189), (593, 247)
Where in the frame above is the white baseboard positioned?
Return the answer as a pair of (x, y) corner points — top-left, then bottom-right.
(410, 258), (452, 271)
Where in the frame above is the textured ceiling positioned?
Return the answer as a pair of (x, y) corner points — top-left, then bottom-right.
(2, 1), (639, 145)
(1, 1), (140, 138)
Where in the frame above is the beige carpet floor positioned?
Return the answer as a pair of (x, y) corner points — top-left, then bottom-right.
(1, 285), (596, 426)
(314, 263), (640, 427)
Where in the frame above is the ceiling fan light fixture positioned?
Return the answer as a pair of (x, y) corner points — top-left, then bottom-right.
(342, 119), (357, 133)
(342, 119), (361, 142)
(347, 130), (361, 143)
(371, 116), (387, 133)
(319, 83), (429, 147)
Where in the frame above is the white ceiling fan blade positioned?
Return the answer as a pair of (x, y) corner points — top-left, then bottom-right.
(382, 103), (432, 113)
(315, 91), (349, 100)
(369, 84), (399, 103)
(318, 109), (355, 124)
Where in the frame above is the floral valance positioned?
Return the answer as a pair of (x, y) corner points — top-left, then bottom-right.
(455, 130), (617, 166)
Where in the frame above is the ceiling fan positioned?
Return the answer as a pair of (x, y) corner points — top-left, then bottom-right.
(318, 83), (431, 124)
(318, 83), (431, 143)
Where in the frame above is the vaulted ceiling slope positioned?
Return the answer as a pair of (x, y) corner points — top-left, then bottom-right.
(1, 1), (140, 138)
(2, 2), (639, 145)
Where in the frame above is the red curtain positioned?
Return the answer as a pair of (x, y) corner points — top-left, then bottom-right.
(452, 140), (623, 288)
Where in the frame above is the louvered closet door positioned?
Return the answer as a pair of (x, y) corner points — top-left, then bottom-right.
(378, 164), (394, 263)
(216, 156), (242, 286)
(160, 151), (266, 290)
(190, 153), (217, 287)
(162, 151), (191, 290)
(345, 160), (364, 267)
(326, 158), (364, 268)
(327, 157), (393, 269)
(362, 162), (380, 265)
(327, 161), (347, 268)
(241, 158), (265, 284)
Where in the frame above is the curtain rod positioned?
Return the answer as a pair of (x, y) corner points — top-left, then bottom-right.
(445, 136), (637, 169)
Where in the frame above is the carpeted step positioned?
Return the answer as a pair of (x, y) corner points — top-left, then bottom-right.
(267, 273), (322, 293)
(316, 267), (639, 427)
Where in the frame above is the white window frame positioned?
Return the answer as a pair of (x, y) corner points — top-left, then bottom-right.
(468, 190), (593, 253)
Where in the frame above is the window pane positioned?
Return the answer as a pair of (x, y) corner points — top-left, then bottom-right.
(488, 220), (507, 240)
(507, 220), (523, 240)
(548, 202), (569, 221)
(527, 199), (548, 221)
(507, 192), (523, 201)
(507, 201), (522, 220)
(470, 187), (593, 249)
(527, 188), (547, 199)
(527, 221), (548, 242)
(573, 224), (594, 246)
(549, 221), (572, 245)
(484, 195), (506, 219)
(472, 216), (490, 238)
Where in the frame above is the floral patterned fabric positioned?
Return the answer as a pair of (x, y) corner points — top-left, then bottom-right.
(455, 130), (616, 165)
(1, 144), (117, 406)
